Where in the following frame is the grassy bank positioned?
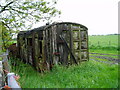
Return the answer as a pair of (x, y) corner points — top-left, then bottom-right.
(89, 34), (119, 51)
(9, 58), (118, 88)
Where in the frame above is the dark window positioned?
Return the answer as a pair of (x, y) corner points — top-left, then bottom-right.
(27, 38), (32, 46)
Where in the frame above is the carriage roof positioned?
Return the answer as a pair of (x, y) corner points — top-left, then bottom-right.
(18, 22), (88, 36)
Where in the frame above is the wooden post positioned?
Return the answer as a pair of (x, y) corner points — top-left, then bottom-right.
(2, 59), (10, 73)
(1, 54), (21, 89)
(98, 41), (100, 46)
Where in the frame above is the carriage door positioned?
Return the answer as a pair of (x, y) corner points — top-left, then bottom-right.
(72, 25), (88, 63)
(80, 28), (89, 61)
(72, 24), (81, 63)
(56, 24), (72, 65)
(58, 24), (82, 64)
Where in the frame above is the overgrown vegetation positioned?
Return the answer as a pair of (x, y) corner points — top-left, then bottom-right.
(9, 57), (118, 88)
(5, 34), (119, 88)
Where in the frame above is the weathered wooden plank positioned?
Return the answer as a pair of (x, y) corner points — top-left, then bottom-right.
(2, 59), (10, 73)
(52, 25), (56, 65)
(24, 38), (28, 63)
(59, 35), (78, 64)
(57, 24), (64, 64)
(63, 24), (69, 65)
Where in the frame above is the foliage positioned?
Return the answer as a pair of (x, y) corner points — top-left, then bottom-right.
(0, 0), (61, 50)
(0, 22), (13, 50)
(0, 0), (61, 30)
(9, 57), (118, 88)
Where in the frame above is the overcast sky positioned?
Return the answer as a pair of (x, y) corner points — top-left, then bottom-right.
(33, 0), (119, 35)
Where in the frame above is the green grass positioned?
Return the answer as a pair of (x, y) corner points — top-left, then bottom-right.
(89, 34), (119, 51)
(89, 49), (118, 55)
(90, 53), (118, 59)
(9, 58), (118, 88)
(89, 34), (118, 46)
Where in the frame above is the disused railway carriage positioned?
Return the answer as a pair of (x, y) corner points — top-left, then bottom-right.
(17, 22), (88, 71)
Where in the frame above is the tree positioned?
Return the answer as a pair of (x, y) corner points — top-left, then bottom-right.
(0, 0), (61, 50)
(0, 22), (12, 50)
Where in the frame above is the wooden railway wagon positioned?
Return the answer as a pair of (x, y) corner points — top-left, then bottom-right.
(17, 22), (88, 71)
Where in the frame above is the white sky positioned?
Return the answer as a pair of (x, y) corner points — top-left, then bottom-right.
(33, 0), (119, 35)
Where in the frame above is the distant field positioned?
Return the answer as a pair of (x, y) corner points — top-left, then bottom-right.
(88, 34), (119, 51)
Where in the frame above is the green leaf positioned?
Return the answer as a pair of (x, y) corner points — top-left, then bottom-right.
(51, 9), (57, 15)
(25, 13), (28, 16)
(34, 15), (40, 19)
(23, 2), (30, 4)
(10, 19), (14, 22)
(21, 6), (27, 10)
(41, 2), (46, 6)
(58, 11), (61, 14)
